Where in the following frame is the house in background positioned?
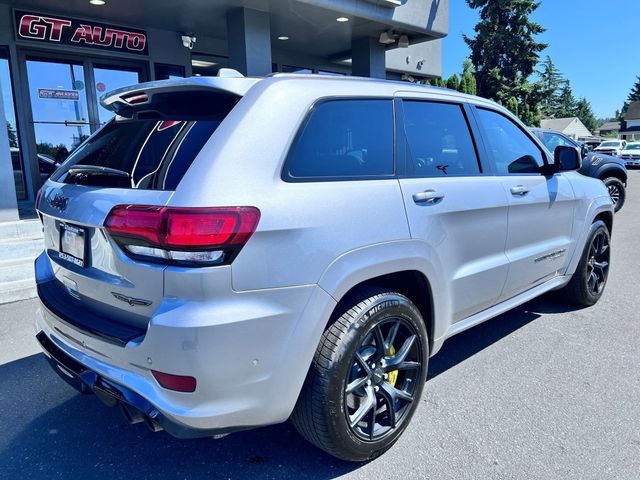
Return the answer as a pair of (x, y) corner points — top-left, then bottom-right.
(619, 101), (640, 141)
(540, 117), (592, 139)
(597, 121), (621, 137)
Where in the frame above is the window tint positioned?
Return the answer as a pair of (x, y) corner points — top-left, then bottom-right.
(542, 132), (575, 153)
(285, 99), (393, 179)
(53, 118), (221, 190)
(402, 101), (479, 177)
(476, 108), (545, 174)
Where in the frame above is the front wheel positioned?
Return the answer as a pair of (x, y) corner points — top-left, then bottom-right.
(603, 177), (625, 212)
(561, 220), (611, 307)
(291, 289), (429, 461)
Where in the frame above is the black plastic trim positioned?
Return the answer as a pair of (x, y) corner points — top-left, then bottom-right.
(36, 330), (256, 439)
(37, 278), (146, 347)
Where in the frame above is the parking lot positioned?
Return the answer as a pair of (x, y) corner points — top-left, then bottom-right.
(1, 172), (639, 480)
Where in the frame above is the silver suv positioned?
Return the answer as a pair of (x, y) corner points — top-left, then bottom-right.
(35, 73), (614, 461)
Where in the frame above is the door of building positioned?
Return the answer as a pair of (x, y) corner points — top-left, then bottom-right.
(20, 52), (145, 197)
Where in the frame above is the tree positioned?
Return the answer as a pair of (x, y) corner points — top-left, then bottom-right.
(464, 0), (547, 125)
(627, 76), (640, 103)
(446, 74), (460, 91)
(574, 97), (597, 134)
(556, 81), (577, 118)
(6, 121), (18, 148)
(537, 56), (564, 117)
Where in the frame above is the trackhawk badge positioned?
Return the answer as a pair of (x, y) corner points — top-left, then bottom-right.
(111, 292), (152, 307)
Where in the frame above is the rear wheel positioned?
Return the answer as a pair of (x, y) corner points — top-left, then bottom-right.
(603, 177), (625, 212)
(291, 289), (428, 461)
(561, 220), (610, 306)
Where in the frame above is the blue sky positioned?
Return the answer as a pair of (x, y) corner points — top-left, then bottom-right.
(442, 0), (639, 118)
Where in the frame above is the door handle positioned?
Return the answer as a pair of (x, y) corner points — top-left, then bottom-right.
(412, 189), (445, 204)
(510, 185), (530, 196)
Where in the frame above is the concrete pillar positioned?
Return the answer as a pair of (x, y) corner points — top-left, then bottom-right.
(226, 8), (272, 76)
(352, 37), (386, 79)
(0, 74), (19, 223)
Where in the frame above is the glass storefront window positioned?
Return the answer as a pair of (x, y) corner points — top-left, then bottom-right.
(155, 63), (185, 80)
(282, 65), (313, 74)
(93, 64), (141, 124)
(192, 54), (228, 76)
(26, 58), (91, 185)
(1, 47), (27, 200)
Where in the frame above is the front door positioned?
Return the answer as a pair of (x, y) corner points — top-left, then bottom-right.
(472, 107), (576, 300)
(397, 99), (510, 323)
(22, 54), (144, 194)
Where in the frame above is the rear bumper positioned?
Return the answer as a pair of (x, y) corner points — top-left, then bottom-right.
(36, 330), (230, 438)
(35, 280), (337, 436)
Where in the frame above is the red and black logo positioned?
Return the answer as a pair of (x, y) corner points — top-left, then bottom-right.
(14, 10), (148, 55)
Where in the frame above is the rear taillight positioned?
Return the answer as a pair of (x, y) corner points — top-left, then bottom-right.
(104, 205), (260, 266)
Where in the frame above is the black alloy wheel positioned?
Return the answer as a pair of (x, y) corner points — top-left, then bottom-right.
(345, 317), (422, 441)
(585, 230), (610, 297)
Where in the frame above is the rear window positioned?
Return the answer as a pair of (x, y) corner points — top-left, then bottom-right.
(53, 91), (237, 190)
(283, 99), (394, 180)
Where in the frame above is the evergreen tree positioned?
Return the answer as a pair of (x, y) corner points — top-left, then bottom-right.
(6, 121), (17, 148)
(627, 76), (640, 103)
(446, 74), (460, 91)
(574, 97), (598, 134)
(556, 81), (577, 118)
(537, 56), (564, 117)
(464, 0), (547, 123)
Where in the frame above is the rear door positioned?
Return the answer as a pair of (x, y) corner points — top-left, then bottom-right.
(396, 98), (509, 323)
(472, 106), (577, 300)
(36, 85), (242, 335)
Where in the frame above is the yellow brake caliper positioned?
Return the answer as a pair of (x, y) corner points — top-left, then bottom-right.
(387, 345), (399, 387)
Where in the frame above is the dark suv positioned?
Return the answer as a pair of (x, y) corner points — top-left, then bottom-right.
(530, 128), (628, 211)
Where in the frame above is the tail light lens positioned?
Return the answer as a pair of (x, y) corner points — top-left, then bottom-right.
(151, 370), (196, 393)
(104, 205), (260, 266)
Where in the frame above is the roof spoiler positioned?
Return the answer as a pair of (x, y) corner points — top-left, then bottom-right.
(100, 75), (260, 119)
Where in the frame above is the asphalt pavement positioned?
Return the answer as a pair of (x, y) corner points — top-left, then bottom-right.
(1, 172), (638, 480)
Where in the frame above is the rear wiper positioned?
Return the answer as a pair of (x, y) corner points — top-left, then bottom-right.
(68, 165), (131, 178)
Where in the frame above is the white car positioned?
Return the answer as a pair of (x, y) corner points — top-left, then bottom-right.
(620, 142), (640, 167)
(594, 139), (627, 157)
(35, 74), (614, 461)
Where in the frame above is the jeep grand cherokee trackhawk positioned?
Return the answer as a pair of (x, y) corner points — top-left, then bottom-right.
(35, 72), (614, 461)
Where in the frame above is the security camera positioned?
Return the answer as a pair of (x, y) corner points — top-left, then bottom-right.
(181, 34), (196, 50)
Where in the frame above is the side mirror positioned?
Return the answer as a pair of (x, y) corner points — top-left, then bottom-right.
(554, 145), (581, 172)
(581, 144), (589, 158)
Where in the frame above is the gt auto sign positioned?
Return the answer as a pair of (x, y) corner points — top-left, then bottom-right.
(14, 10), (148, 55)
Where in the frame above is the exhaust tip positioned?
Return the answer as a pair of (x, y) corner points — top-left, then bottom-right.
(120, 403), (145, 425)
(143, 414), (164, 433)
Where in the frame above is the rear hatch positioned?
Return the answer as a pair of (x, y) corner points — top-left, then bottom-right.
(36, 77), (257, 345)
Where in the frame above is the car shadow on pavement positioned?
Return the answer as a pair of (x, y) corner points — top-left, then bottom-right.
(428, 293), (579, 379)
(0, 295), (579, 480)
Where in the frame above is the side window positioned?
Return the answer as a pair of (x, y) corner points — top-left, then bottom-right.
(476, 108), (545, 174)
(402, 101), (480, 177)
(284, 99), (393, 180)
(542, 132), (574, 153)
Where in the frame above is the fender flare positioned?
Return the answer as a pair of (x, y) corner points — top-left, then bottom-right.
(565, 196), (614, 276)
(317, 239), (451, 345)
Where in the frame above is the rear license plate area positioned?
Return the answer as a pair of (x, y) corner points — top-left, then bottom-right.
(59, 223), (87, 268)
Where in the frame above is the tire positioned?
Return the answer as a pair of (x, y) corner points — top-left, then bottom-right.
(603, 177), (625, 212)
(561, 220), (611, 307)
(291, 288), (429, 462)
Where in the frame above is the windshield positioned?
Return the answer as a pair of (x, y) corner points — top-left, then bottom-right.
(625, 144), (640, 150)
(600, 141), (621, 147)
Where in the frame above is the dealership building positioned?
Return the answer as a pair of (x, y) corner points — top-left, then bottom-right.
(0, 0), (447, 221)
